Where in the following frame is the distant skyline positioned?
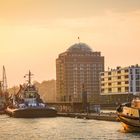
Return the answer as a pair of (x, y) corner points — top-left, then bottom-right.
(0, 0), (140, 87)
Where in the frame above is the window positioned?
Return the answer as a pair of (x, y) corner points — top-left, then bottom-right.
(108, 83), (112, 86)
(118, 87), (121, 92)
(136, 75), (140, 80)
(101, 83), (104, 86)
(69, 95), (72, 101)
(117, 70), (121, 74)
(136, 81), (140, 86)
(130, 87), (133, 92)
(108, 88), (112, 92)
(118, 76), (121, 79)
(125, 69), (129, 73)
(101, 88), (104, 92)
(117, 82), (121, 85)
(130, 69), (133, 74)
(125, 81), (129, 84)
(125, 87), (129, 92)
(136, 87), (140, 92)
(101, 78), (104, 81)
(125, 75), (129, 79)
(108, 77), (111, 80)
(135, 69), (140, 74)
(108, 72), (111, 75)
(64, 96), (66, 101)
(101, 73), (104, 76)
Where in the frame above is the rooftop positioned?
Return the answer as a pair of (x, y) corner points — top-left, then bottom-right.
(67, 43), (92, 52)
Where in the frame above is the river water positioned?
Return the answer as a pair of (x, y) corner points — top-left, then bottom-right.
(0, 115), (140, 140)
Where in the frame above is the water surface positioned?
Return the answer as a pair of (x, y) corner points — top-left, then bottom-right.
(0, 115), (139, 140)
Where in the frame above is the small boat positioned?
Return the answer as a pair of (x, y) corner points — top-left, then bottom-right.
(116, 97), (140, 132)
(6, 71), (57, 118)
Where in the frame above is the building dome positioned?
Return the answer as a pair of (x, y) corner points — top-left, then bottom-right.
(67, 43), (92, 52)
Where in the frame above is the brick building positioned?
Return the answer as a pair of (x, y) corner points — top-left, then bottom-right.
(56, 42), (104, 104)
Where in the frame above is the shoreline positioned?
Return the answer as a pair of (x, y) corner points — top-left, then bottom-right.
(57, 112), (118, 122)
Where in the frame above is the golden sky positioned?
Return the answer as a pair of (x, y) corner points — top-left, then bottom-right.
(0, 0), (140, 87)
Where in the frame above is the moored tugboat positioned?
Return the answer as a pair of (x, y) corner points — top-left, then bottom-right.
(116, 97), (140, 132)
(6, 71), (57, 118)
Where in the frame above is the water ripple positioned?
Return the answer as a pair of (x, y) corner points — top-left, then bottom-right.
(0, 115), (140, 140)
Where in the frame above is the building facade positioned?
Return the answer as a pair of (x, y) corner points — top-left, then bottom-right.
(100, 65), (140, 104)
(56, 43), (104, 103)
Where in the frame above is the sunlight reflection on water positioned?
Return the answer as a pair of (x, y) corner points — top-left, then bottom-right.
(0, 115), (140, 140)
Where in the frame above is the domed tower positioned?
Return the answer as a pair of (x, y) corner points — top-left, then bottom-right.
(67, 43), (92, 52)
(56, 42), (104, 106)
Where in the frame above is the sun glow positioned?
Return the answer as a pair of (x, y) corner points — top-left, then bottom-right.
(0, 0), (140, 86)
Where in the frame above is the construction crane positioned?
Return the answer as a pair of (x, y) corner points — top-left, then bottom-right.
(0, 66), (8, 109)
(2, 66), (8, 92)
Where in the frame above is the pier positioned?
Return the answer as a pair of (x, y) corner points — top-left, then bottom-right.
(57, 112), (117, 122)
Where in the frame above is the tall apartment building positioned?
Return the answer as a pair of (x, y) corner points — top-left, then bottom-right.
(56, 42), (104, 103)
(100, 65), (140, 104)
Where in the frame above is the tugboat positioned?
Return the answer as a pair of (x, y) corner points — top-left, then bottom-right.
(6, 71), (57, 118)
(116, 96), (140, 132)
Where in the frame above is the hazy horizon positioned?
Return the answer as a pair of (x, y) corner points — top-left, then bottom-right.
(0, 0), (140, 87)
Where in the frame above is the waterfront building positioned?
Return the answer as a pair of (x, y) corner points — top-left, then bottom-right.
(56, 42), (104, 104)
(100, 65), (140, 104)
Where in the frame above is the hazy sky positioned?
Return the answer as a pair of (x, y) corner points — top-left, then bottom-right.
(0, 0), (140, 87)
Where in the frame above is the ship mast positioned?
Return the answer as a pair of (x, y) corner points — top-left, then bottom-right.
(24, 70), (33, 85)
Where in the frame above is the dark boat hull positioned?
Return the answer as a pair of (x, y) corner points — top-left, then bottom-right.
(6, 107), (57, 118)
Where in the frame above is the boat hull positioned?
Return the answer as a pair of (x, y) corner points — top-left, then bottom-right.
(118, 114), (140, 132)
(121, 122), (140, 132)
(6, 107), (57, 118)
